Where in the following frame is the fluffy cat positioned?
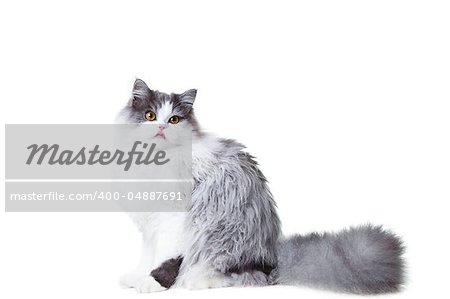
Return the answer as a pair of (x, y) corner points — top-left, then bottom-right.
(117, 79), (405, 294)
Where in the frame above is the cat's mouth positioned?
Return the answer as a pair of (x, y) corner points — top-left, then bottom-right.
(154, 131), (166, 139)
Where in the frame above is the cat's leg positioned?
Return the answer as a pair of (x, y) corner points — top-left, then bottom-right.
(121, 212), (187, 293)
(120, 235), (178, 293)
(119, 234), (166, 292)
(119, 213), (155, 289)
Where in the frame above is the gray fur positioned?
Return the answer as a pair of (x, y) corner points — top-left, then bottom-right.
(273, 225), (405, 294)
(121, 79), (405, 293)
(185, 138), (281, 285)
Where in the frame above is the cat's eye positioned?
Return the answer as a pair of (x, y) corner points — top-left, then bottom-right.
(144, 111), (156, 121)
(169, 115), (180, 124)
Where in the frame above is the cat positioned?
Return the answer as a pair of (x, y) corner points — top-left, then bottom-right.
(117, 79), (405, 294)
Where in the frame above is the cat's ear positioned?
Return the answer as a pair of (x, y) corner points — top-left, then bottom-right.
(132, 79), (151, 98)
(178, 89), (197, 105)
(131, 79), (151, 108)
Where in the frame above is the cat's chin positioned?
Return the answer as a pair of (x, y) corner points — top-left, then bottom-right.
(151, 137), (178, 150)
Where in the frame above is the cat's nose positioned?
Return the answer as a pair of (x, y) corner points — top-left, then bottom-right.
(158, 124), (168, 130)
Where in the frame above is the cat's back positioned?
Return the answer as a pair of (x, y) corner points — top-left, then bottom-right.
(192, 134), (250, 178)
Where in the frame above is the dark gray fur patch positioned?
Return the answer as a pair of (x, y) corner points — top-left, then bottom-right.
(226, 261), (274, 276)
(150, 256), (184, 289)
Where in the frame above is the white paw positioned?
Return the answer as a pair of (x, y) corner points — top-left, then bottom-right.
(184, 277), (231, 290)
(135, 276), (167, 293)
(119, 272), (141, 288)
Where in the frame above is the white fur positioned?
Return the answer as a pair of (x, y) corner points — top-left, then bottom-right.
(120, 212), (188, 292)
(155, 101), (173, 124)
(175, 260), (232, 290)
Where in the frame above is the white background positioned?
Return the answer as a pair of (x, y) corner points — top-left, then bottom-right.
(1, 1), (449, 298)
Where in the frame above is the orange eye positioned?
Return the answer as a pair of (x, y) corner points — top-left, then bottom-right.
(169, 115), (180, 124)
(144, 111), (156, 121)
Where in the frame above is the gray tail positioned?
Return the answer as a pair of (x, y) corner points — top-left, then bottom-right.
(275, 224), (405, 294)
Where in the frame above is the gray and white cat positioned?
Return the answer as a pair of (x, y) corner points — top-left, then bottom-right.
(117, 79), (405, 294)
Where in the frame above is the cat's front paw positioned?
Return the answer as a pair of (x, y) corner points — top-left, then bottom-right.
(135, 276), (167, 293)
(119, 273), (166, 293)
(119, 272), (140, 288)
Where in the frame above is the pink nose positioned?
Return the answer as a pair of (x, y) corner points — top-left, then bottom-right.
(158, 125), (168, 130)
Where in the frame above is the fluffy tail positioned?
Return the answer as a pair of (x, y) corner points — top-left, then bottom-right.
(275, 224), (405, 294)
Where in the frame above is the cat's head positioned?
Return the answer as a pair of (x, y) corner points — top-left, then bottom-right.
(118, 79), (201, 145)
